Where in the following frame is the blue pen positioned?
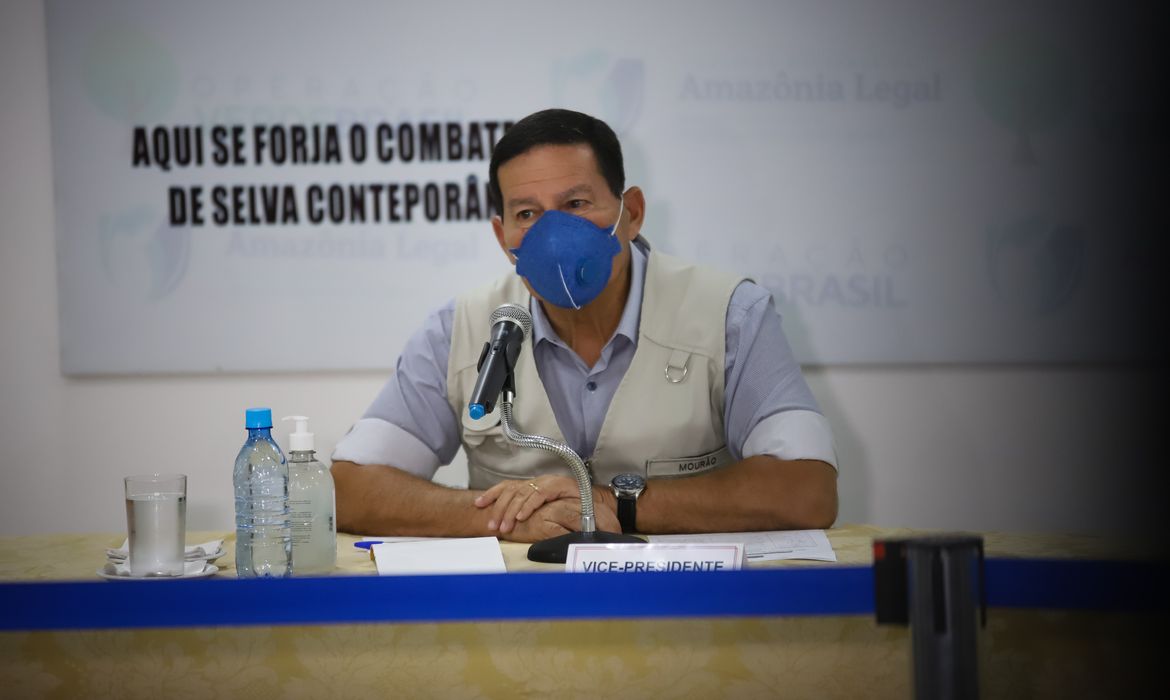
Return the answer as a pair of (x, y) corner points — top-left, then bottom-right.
(354, 541), (385, 550)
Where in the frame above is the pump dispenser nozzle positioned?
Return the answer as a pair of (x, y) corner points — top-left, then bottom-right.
(282, 415), (314, 452)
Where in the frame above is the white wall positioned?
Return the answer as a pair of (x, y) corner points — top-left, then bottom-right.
(0, 1), (1150, 538)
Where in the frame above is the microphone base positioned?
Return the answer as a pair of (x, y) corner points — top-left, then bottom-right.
(527, 530), (645, 564)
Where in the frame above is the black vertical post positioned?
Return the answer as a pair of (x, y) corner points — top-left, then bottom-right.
(875, 535), (985, 700)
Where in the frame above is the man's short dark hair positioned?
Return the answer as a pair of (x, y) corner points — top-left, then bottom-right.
(488, 108), (625, 214)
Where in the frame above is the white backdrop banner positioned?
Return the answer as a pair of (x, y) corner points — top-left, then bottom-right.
(45, 0), (1144, 373)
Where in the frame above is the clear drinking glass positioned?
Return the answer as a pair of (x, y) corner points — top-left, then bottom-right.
(124, 473), (187, 576)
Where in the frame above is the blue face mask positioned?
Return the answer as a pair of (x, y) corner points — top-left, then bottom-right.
(509, 197), (624, 310)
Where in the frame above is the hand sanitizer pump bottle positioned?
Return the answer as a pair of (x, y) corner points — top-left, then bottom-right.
(282, 415), (336, 574)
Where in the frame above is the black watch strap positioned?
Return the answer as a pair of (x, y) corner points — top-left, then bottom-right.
(617, 495), (637, 534)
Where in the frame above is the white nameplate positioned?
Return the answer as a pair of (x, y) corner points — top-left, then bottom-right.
(565, 543), (745, 573)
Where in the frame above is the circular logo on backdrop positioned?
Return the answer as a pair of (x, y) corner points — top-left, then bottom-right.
(986, 217), (1083, 316)
(83, 27), (179, 123)
(550, 52), (645, 135)
(99, 208), (190, 301)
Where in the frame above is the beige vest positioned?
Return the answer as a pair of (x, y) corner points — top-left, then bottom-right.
(447, 248), (744, 489)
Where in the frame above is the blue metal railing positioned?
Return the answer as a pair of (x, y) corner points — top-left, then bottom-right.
(0, 559), (1163, 631)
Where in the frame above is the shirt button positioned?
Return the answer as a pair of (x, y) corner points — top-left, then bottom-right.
(585, 381), (598, 392)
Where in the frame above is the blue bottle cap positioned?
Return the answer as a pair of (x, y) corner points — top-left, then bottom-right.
(245, 407), (273, 429)
(468, 404), (486, 420)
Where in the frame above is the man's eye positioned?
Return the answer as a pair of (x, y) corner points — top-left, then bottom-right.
(516, 210), (534, 221)
(567, 199), (586, 209)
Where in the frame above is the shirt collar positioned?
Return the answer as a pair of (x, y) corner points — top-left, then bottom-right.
(530, 238), (648, 350)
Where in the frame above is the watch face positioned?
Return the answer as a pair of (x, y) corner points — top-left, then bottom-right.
(611, 473), (646, 495)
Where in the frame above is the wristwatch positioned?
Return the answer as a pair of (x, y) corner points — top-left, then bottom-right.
(610, 473), (647, 534)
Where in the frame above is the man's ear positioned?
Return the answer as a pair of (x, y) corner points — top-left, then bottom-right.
(620, 186), (646, 243)
(492, 215), (516, 265)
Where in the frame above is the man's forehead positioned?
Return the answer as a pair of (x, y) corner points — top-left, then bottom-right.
(497, 144), (606, 202)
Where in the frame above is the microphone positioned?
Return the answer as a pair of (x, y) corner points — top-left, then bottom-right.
(468, 303), (532, 420)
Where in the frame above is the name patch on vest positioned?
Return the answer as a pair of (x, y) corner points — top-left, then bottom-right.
(645, 446), (731, 478)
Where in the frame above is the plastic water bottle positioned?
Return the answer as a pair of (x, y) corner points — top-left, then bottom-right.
(233, 407), (292, 577)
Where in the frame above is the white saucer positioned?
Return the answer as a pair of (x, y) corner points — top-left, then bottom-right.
(106, 547), (225, 564)
(199, 548), (226, 563)
(97, 562), (219, 581)
(107, 539), (226, 564)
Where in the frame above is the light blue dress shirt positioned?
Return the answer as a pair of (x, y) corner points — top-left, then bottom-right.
(334, 242), (833, 475)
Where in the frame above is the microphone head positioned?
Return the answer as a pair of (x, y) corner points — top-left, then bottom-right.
(490, 303), (532, 340)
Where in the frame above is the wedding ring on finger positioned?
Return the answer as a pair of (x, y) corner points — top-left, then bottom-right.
(528, 482), (540, 493)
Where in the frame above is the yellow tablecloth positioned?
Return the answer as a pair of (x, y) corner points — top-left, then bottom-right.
(0, 525), (1154, 699)
(0, 523), (1146, 579)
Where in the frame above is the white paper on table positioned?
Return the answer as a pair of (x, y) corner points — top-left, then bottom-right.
(352, 536), (454, 558)
(370, 536), (507, 575)
(648, 530), (837, 562)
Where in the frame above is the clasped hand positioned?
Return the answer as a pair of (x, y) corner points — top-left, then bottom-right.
(473, 475), (619, 542)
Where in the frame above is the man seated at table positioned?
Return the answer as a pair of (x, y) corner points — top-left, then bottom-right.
(331, 108), (838, 541)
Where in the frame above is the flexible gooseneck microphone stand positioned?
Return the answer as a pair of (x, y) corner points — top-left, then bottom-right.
(497, 380), (643, 563)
